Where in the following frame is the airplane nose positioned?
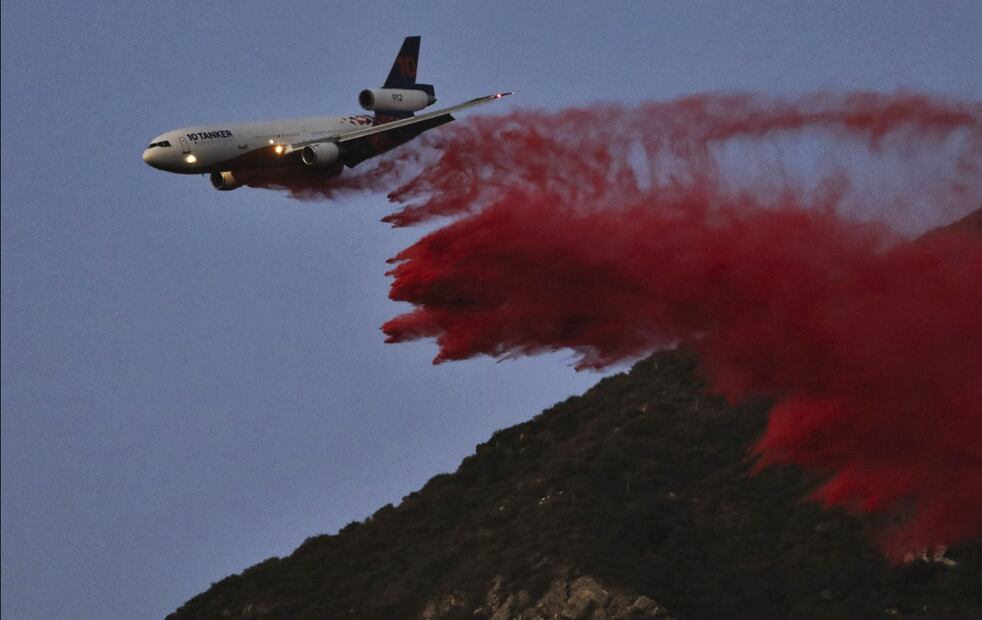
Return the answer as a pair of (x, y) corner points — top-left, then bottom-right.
(143, 148), (163, 169)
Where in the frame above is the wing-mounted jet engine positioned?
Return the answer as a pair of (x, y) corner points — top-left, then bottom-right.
(210, 171), (242, 191)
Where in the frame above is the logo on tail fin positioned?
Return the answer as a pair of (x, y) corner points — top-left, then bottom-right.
(395, 56), (417, 80)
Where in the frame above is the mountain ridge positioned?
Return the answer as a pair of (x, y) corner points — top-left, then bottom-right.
(168, 349), (981, 619)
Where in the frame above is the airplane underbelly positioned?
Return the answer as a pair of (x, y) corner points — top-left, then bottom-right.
(206, 144), (303, 173)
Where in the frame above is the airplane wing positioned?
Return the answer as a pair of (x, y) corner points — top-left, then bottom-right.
(291, 92), (511, 168)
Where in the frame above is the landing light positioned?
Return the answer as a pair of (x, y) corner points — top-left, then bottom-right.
(274, 145), (285, 155)
(185, 154), (197, 164)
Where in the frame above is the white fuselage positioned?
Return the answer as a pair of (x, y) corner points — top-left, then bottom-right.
(142, 114), (375, 174)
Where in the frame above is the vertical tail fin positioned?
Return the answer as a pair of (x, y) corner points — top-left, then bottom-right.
(383, 36), (420, 89)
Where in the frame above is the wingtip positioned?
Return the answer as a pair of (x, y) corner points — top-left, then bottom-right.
(494, 91), (514, 99)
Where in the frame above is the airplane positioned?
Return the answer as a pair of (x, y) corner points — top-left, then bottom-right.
(142, 36), (510, 190)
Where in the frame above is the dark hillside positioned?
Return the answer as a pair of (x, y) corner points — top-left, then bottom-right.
(918, 207), (982, 242)
(169, 349), (981, 619)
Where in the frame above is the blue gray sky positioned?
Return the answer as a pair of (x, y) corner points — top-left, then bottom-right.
(2, 2), (980, 618)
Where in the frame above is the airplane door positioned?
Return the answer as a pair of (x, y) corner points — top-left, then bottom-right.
(179, 136), (191, 153)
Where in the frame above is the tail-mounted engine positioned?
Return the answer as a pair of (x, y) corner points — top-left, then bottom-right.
(358, 88), (436, 113)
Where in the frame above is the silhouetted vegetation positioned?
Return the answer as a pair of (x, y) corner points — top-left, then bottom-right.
(168, 350), (982, 619)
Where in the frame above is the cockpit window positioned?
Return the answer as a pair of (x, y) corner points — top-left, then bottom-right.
(146, 140), (172, 149)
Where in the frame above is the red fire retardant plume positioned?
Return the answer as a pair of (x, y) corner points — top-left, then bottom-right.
(291, 92), (982, 556)
(386, 196), (981, 555)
